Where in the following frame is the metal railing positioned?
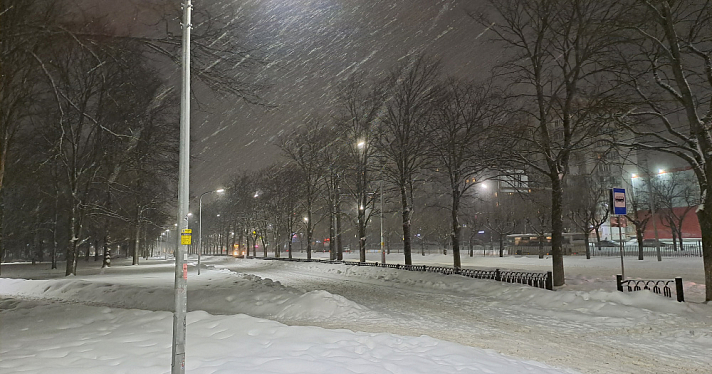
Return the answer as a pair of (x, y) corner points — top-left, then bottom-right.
(616, 274), (684, 302)
(254, 257), (553, 290)
(506, 244), (702, 257)
(590, 244), (702, 257)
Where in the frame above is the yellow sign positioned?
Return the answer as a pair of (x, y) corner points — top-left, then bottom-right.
(181, 229), (192, 245)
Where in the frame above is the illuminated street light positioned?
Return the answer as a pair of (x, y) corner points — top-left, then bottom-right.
(198, 188), (226, 276)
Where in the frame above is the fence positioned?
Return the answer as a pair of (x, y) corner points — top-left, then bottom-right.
(588, 244), (702, 258)
(506, 244), (702, 258)
(258, 257), (553, 290)
(616, 274), (684, 302)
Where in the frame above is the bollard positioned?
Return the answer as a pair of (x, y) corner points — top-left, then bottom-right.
(675, 277), (684, 302)
(616, 274), (624, 292)
(495, 268), (501, 282)
(546, 271), (553, 290)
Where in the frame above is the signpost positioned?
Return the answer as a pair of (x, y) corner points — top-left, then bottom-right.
(181, 229), (192, 245)
(610, 188), (627, 279)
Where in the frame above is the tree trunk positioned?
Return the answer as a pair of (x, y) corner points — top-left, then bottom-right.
(358, 209), (366, 262)
(498, 234), (504, 257)
(400, 184), (412, 265)
(697, 203), (712, 302)
(306, 210), (313, 260)
(329, 202), (336, 261)
(451, 191), (461, 269)
(0, 190), (3, 275)
(671, 229), (678, 252)
(51, 212), (58, 270)
(133, 212), (140, 265)
(584, 232), (591, 259)
(336, 188), (343, 260)
(101, 234), (110, 268)
(550, 177), (565, 286)
(66, 204), (80, 276)
(286, 229), (293, 259)
(262, 234), (267, 257)
(102, 191), (112, 268)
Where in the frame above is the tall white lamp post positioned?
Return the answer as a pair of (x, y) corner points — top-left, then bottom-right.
(172, 0), (192, 372)
(198, 188), (225, 275)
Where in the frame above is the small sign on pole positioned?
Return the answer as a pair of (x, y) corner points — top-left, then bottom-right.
(610, 216), (627, 228)
(181, 229), (192, 245)
(610, 188), (627, 215)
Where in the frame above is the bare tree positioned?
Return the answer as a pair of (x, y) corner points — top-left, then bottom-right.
(653, 171), (699, 251)
(625, 181), (652, 259)
(566, 175), (610, 259)
(611, 0), (712, 299)
(0, 0), (63, 273)
(335, 75), (385, 262)
(481, 190), (521, 257)
(377, 55), (441, 266)
(475, 0), (628, 285)
(279, 121), (328, 260)
(427, 78), (506, 268)
(522, 189), (552, 259)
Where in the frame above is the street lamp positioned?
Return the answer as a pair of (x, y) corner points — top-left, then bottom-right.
(198, 188), (225, 275)
(632, 169), (662, 261)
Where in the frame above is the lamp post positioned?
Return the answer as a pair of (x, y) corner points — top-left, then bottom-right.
(198, 188), (225, 275)
(172, 1), (192, 371)
(649, 169), (664, 261)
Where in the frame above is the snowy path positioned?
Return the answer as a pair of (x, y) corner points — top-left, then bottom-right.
(216, 259), (711, 374)
(1, 256), (711, 374)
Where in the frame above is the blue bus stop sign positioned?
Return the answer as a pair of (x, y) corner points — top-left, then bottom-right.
(610, 188), (627, 215)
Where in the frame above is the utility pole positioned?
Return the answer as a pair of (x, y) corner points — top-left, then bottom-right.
(172, 1), (192, 373)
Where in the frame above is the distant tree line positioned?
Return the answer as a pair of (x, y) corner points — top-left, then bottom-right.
(0, 0), (262, 275)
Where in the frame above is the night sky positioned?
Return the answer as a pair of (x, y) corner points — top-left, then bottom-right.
(81, 0), (498, 194)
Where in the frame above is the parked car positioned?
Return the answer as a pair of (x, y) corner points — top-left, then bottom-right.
(641, 239), (671, 248)
(593, 240), (620, 248)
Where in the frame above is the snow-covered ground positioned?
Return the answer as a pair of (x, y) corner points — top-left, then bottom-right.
(1, 253), (710, 374)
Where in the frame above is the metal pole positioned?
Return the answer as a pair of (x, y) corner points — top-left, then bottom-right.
(618, 218), (625, 279)
(172, 0), (191, 373)
(380, 179), (385, 264)
(198, 194), (203, 275)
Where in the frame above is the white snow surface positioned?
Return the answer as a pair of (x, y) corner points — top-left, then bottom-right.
(1, 253), (710, 374)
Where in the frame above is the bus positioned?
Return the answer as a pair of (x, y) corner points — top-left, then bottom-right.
(506, 233), (586, 255)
